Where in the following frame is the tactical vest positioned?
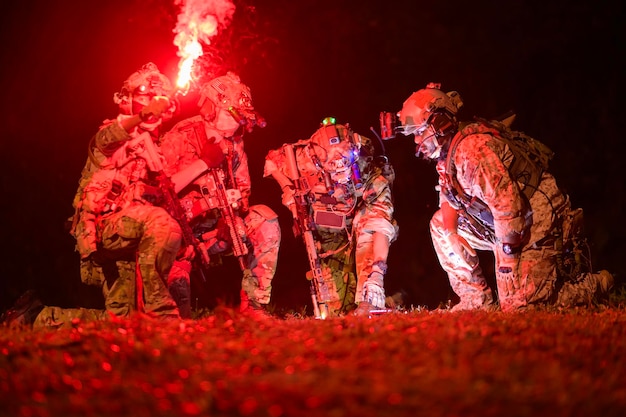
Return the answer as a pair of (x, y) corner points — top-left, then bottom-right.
(442, 118), (554, 239)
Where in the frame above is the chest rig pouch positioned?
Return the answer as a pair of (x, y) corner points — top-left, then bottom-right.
(312, 193), (353, 233)
(314, 210), (346, 230)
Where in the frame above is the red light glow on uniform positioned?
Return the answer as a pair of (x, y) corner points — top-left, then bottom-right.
(173, 0), (236, 90)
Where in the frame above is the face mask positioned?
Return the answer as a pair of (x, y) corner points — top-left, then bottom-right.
(325, 145), (360, 185)
(213, 107), (241, 135)
(329, 164), (352, 185)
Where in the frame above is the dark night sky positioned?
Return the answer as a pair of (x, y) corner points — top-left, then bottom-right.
(0, 0), (623, 313)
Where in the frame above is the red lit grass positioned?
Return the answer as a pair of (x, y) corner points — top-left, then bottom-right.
(1, 307), (625, 416)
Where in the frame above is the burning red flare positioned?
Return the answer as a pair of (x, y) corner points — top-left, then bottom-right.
(173, 0), (236, 91)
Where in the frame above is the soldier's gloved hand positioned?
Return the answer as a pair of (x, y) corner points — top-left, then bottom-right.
(200, 137), (225, 169)
(139, 96), (171, 122)
(363, 269), (386, 309)
(447, 231), (477, 260)
(497, 254), (521, 297)
(140, 183), (163, 204)
(281, 185), (295, 207)
(363, 280), (386, 309)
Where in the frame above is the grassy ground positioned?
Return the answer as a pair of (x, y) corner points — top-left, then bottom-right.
(2, 304), (626, 417)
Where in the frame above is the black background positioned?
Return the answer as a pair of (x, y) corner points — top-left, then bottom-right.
(1, 0), (623, 313)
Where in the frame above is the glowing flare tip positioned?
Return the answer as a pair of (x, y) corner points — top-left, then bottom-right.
(176, 39), (203, 90)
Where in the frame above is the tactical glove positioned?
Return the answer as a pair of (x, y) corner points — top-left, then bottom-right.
(496, 251), (521, 297)
(447, 232), (477, 261)
(281, 185), (295, 207)
(363, 280), (386, 309)
(139, 96), (171, 122)
(363, 266), (386, 309)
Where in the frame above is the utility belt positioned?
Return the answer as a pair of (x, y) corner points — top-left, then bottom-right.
(457, 210), (496, 243)
(444, 186), (496, 243)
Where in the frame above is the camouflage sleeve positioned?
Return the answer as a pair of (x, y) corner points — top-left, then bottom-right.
(93, 116), (132, 156)
(456, 134), (529, 242)
(263, 148), (284, 178)
(356, 173), (396, 241)
(362, 173), (395, 223)
(74, 169), (118, 257)
(232, 138), (251, 197)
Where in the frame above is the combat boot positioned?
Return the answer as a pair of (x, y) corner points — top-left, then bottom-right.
(240, 292), (273, 319)
(0, 290), (44, 328)
(241, 302), (273, 319)
(353, 301), (375, 317)
(168, 277), (192, 319)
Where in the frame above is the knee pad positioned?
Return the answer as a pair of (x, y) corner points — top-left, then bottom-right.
(248, 204), (278, 221)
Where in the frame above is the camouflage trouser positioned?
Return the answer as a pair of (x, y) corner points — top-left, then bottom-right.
(34, 260), (137, 329)
(431, 209), (604, 311)
(315, 215), (396, 315)
(80, 258), (137, 316)
(168, 204), (281, 312)
(34, 307), (109, 329)
(103, 260), (136, 316)
(431, 209), (497, 311)
(240, 205), (281, 306)
(318, 230), (357, 315)
(513, 245), (605, 308)
(98, 205), (181, 318)
(34, 206), (182, 329)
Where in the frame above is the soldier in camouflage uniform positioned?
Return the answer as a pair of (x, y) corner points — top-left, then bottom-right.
(396, 83), (614, 312)
(264, 118), (398, 317)
(158, 72), (281, 318)
(31, 63), (182, 328)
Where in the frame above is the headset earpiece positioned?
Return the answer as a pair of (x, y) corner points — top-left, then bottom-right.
(429, 111), (457, 138)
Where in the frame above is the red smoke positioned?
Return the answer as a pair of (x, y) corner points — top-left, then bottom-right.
(173, 0), (236, 90)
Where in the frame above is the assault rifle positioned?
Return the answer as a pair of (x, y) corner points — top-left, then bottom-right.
(171, 122), (251, 275)
(282, 144), (338, 319)
(137, 132), (211, 276)
(205, 167), (250, 273)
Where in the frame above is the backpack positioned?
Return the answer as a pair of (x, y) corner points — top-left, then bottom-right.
(450, 117), (554, 200)
(441, 116), (554, 242)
